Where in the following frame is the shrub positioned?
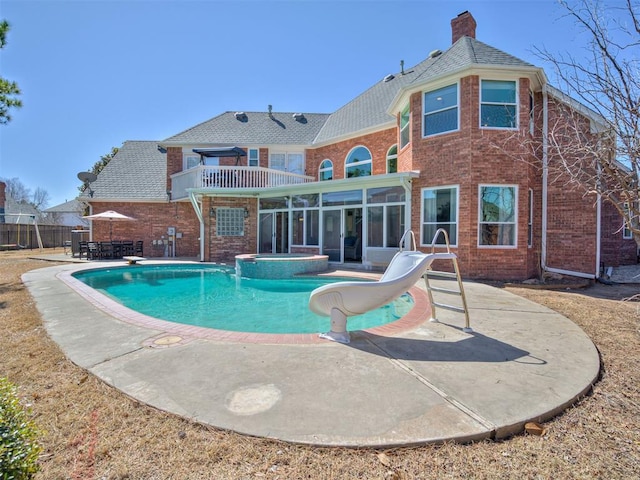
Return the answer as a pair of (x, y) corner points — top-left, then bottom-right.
(0, 378), (41, 479)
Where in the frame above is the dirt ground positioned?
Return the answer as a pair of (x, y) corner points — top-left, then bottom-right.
(1, 248), (638, 479)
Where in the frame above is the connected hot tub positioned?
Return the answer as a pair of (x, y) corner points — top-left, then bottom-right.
(235, 253), (329, 279)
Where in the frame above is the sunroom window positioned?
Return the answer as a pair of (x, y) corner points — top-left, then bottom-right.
(319, 159), (333, 181)
(424, 84), (458, 136)
(481, 80), (517, 129)
(345, 146), (372, 178)
(184, 154), (200, 170)
(422, 186), (458, 245)
(479, 185), (517, 246)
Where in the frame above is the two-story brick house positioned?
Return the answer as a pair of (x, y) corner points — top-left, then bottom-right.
(83, 11), (637, 280)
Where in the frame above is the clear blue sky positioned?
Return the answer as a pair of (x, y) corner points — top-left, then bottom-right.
(0, 0), (592, 207)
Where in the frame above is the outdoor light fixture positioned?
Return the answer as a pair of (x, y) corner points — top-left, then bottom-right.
(209, 207), (216, 218)
(244, 207), (250, 218)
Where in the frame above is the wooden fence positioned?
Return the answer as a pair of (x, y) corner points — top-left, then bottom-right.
(0, 224), (76, 250)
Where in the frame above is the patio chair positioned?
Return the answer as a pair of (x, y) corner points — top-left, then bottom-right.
(122, 240), (135, 256)
(135, 241), (144, 256)
(79, 241), (88, 259)
(87, 242), (99, 260)
(344, 236), (361, 261)
(99, 242), (113, 259)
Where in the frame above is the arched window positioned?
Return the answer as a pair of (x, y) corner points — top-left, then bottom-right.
(386, 145), (398, 173)
(319, 159), (333, 181)
(345, 146), (372, 178)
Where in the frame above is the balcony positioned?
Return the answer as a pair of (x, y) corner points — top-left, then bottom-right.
(170, 165), (315, 200)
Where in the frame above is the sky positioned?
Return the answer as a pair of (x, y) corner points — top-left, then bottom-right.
(0, 0), (598, 208)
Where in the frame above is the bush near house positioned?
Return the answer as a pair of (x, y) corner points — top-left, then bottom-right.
(0, 377), (41, 479)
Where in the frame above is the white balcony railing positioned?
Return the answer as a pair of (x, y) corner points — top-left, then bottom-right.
(170, 165), (315, 200)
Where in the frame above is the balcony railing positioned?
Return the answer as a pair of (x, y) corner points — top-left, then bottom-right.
(170, 166), (316, 200)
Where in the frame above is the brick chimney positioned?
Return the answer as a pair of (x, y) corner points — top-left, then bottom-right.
(451, 11), (477, 44)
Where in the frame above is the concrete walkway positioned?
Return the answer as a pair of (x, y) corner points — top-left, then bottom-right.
(23, 260), (600, 447)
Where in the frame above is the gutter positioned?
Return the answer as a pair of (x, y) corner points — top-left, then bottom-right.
(540, 85), (598, 280)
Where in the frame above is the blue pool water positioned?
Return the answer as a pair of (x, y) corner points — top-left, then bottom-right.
(73, 264), (414, 334)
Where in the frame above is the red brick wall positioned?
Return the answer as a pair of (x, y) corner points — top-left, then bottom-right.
(307, 129), (398, 180)
(87, 201), (201, 258)
(600, 200), (638, 266)
(204, 197), (258, 263)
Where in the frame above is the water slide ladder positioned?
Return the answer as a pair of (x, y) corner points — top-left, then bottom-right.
(409, 228), (471, 332)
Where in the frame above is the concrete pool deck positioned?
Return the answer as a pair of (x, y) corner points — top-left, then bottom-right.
(22, 259), (600, 447)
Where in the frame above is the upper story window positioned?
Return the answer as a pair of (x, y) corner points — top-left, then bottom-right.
(248, 148), (259, 167)
(386, 145), (398, 173)
(400, 104), (410, 148)
(270, 152), (304, 175)
(184, 154), (200, 170)
(481, 80), (518, 129)
(424, 83), (458, 136)
(479, 185), (517, 247)
(345, 146), (372, 178)
(319, 159), (333, 181)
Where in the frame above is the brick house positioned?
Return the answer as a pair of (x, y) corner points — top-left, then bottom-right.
(82, 11), (637, 280)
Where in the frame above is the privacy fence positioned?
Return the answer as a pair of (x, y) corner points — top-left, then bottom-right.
(0, 224), (75, 250)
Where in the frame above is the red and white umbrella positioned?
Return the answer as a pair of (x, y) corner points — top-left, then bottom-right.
(83, 210), (136, 240)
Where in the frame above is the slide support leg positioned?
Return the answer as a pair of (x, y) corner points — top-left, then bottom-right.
(319, 308), (350, 344)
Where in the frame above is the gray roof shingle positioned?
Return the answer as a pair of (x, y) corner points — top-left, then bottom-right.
(163, 111), (331, 145)
(315, 36), (536, 144)
(86, 141), (167, 201)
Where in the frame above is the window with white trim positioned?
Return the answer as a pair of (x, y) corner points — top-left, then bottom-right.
(184, 154), (200, 170)
(423, 84), (458, 136)
(422, 186), (458, 246)
(269, 152), (304, 175)
(248, 148), (259, 167)
(386, 145), (398, 173)
(480, 80), (518, 129)
(319, 159), (333, 181)
(400, 104), (410, 148)
(479, 185), (517, 246)
(623, 202), (633, 239)
(345, 146), (372, 178)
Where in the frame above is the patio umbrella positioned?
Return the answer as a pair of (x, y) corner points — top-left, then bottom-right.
(83, 210), (136, 241)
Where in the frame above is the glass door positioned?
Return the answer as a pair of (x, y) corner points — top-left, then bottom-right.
(322, 209), (342, 262)
(322, 208), (362, 263)
(259, 211), (289, 254)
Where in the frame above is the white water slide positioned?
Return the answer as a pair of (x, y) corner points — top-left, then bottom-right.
(309, 231), (465, 344)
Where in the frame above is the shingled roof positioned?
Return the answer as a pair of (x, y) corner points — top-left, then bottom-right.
(86, 141), (167, 201)
(163, 111), (331, 145)
(314, 36), (536, 144)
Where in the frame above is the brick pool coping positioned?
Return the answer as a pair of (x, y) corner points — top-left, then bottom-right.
(57, 262), (431, 345)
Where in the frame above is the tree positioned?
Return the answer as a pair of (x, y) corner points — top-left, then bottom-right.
(78, 146), (119, 194)
(0, 20), (22, 125)
(535, 0), (640, 247)
(0, 177), (50, 210)
(2, 177), (30, 204)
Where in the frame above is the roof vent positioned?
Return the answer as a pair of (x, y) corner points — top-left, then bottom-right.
(383, 74), (395, 82)
(234, 111), (247, 121)
(292, 113), (306, 121)
(429, 49), (442, 58)
(268, 105), (274, 118)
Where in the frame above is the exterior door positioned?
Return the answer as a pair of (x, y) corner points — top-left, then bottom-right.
(259, 211), (289, 254)
(322, 208), (362, 263)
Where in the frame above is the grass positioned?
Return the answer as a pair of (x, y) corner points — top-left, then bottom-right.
(1, 248), (639, 479)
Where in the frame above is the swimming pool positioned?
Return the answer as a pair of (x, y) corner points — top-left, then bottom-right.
(72, 264), (415, 334)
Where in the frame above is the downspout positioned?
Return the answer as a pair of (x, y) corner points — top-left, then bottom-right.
(402, 176), (413, 249)
(541, 86), (597, 279)
(189, 191), (205, 262)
